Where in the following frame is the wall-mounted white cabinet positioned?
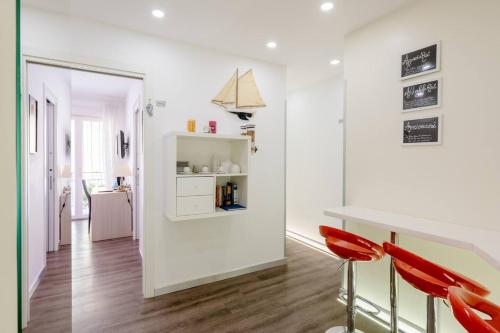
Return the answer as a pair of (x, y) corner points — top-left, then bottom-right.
(164, 132), (250, 221)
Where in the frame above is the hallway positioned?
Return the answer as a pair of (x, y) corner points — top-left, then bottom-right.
(26, 220), (142, 332)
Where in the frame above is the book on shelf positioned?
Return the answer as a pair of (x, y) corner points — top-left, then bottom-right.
(217, 181), (243, 210)
(232, 183), (238, 205)
(226, 182), (233, 206)
(215, 185), (221, 207)
(220, 204), (246, 211)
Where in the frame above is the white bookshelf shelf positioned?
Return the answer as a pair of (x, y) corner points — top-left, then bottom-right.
(176, 173), (248, 178)
(167, 131), (250, 141)
(166, 208), (247, 222)
(165, 132), (250, 222)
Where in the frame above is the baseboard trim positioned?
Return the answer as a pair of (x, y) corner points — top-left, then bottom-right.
(154, 257), (288, 296)
(286, 229), (339, 259)
(29, 266), (46, 300)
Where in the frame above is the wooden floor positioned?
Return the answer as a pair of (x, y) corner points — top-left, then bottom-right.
(26, 221), (386, 333)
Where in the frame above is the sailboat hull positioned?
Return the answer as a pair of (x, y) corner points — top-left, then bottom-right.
(229, 112), (253, 120)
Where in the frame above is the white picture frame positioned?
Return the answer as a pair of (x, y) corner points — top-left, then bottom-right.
(401, 114), (442, 146)
(401, 41), (441, 80)
(402, 77), (442, 113)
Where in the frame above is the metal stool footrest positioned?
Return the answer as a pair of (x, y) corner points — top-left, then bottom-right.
(325, 326), (364, 333)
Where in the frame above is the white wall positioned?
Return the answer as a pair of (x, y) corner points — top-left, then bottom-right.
(22, 6), (286, 295)
(344, 0), (500, 331)
(286, 76), (344, 247)
(26, 64), (71, 296)
(0, 0), (18, 330)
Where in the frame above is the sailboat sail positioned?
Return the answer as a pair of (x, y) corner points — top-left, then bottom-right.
(212, 70), (238, 107)
(212, 69), (266, 109)
(236, 70), (266, 108)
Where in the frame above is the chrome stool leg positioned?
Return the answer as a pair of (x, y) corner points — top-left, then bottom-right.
(426, 295), (437, 333)
(326, 261), (364, 333)
(389, 232), (399, 333)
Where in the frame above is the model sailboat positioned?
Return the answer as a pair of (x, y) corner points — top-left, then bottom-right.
(212, 69), (266, 120)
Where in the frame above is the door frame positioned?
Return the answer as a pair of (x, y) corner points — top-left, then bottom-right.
(20, 53), (153, 329)
(43, 86), (59, 253)
(132, 96), (143, 242)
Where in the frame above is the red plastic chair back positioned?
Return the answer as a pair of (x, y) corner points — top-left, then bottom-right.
(383, 242), (489, 299)
(319, 225), (384, 262)
(448, 286), (500, 333)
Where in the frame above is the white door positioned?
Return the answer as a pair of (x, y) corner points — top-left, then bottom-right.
(46, 99), (56, 252)
(133, 100), (144, 245)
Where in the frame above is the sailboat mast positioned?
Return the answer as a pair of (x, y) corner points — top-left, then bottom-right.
(235, 68), (239, 108)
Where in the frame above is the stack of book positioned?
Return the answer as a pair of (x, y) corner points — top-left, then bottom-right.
(216, 182), (246, 211)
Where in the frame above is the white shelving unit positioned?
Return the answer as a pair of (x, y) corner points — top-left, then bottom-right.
(164, 132), (250, 221)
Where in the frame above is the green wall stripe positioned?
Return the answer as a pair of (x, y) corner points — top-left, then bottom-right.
(16, 0), (22, 331)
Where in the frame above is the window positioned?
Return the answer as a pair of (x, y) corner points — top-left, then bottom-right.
(72, 118), (106, 218)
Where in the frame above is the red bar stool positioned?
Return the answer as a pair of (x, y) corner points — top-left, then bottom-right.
(319, 226), (385, 333)
(383, 242), (490, 333)
(448, 286), (500, 333)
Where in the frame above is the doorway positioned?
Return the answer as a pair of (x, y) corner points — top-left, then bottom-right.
(23, 60), (146, 329)
(71, 117), (106, 219)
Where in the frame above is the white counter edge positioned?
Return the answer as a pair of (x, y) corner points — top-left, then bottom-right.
(324, 206), (500, 271)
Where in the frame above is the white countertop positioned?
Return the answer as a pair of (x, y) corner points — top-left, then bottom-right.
(324, 205), (500, 271)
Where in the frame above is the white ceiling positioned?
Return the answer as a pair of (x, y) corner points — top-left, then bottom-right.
(71, 70), (140, 101)
(23, 0), (413, 92)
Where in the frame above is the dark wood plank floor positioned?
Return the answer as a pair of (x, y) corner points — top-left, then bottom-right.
(25, 221), (386, 333)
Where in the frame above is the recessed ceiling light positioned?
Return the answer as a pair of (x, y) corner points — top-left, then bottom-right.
(321, 2), (335, 12)
(266, 41), (277, 49)
(330, 59), (341, 65)
(152, 9), (165, 18)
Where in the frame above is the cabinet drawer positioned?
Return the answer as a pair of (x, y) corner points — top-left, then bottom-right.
(177, 177), (214, 196)
(177, 195), (214, 216)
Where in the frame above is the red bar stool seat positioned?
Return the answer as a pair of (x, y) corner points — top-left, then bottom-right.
(319, 226), (384, 333)
(448, 286), (500, 333)
(383, 242), (489, 333)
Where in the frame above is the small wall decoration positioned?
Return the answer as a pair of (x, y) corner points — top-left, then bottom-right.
(402, 115), (442, 145)
(29, 95), (38, 154)
(401, 42), (440, 80)
(402, 78), (441, 112)
(212, 68), (266, 121)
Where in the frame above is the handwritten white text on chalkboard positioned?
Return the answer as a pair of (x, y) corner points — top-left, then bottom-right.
(401, 51), (432, 70)
(403, 82), (438, 99)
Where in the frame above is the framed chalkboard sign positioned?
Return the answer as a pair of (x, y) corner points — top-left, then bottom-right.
(401, 42), (440, 80)
(402, 115), (442, 145)
(402, 78), (441, 112)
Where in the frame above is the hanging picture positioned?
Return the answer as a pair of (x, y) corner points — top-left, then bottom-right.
(401, 42), (440, 80)
(402, 78), (442, 112)
(116, 130), (129, 159)
(65, 133), (71, 158)
(29, 95), (38, 154)
(402, 115), (442, 145)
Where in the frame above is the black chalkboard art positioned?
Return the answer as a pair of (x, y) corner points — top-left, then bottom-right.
(402, 115), (441, 145)
(402, 78), (441, 112)
(401, 42), (440, 79)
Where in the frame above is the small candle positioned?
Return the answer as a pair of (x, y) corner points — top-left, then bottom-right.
(209, 120), (217, 134)
(187, 119), (196, 132)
